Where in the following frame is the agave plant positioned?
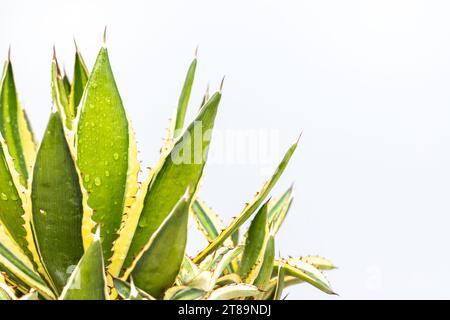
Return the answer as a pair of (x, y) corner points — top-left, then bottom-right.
(0, 35), (336, 300)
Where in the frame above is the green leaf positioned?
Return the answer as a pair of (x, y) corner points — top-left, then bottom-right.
(76, 46), (130, 261)
(268, 186), (293, 234)
(207, 283), (260, 300)
(164, 286), (205, 300)
(0, 59), (36, 185)
(31, 110), (84, 293)
(299, 256), (337, 270)
(191, 199), (234, 247)
(126, 192), (190, 298)
(112, 277), (154, 300)
(194, 140), (298, 263)
(59, 233), (107, 300)
(51, 52), (71, 129)
(178, 255), (199, 285)
(210, 247), (242, 289)
(0, 225), (54, 299)
(69, 48), (89, 119)
(253, 235), (275, 290)
(62, 72), (71, 97)
(173, 57), (197, 138)
(0, 140), (29, 256)
(273, 263), (285, 300)
(239, 201), (269, 280)
(273, 259), (335, 295)
(124, 92), (221, 269)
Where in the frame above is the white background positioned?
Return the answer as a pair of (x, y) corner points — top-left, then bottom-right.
(1, 0), (450, 299)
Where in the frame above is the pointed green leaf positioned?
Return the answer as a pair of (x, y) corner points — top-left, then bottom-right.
(0, 60), (36, 185)
(164, 286), (206, 300)
(239, 201), (269, 280)
(191, 199), (235, 247)
(273, 259), (335, 295)
(0, 140), (29, 256)
(210, 247), (242, 290)
(207, 283), (260, 300)
(62, 72), (71, 97)
(194, 140), (298, 263)
(253, 235), (275, 290)
(268, 186), (293, 234)
(69, 50), (89, 118)
(31, 110), (84, 293)
(51, 56), (71, 129)
(173, 57), (197, 137)
(178, 255), (199, 285)
(128, 192), (190, 298)
(59, 234), (107, 300)
(299, 256), (337, 270)
(273, 263), (285, 300)
(112, 277), (154, 300)
(124, 92), (221, 269)
(0, 226), (54, 299)
(76, 47), (130, 260)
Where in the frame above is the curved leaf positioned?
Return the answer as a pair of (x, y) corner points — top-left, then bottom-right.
(173, 57), (197, 137)
(124, 92), (221, 269)
(126, 191), (190, 298)
(194, 140), (298, 263)
(76, 46), (130, 260)
(0, 60), (36, 185)
(31, 110), (84, 293)
(299, 256), (336, 271)
(273, 259), (335, 295)
(207, 283), (259, 300)
(0, 139), (29, 256)
(253, 235), (275, 290)
(268, 186), (293, 234)
(112, 277), (154, 300)
(164, 286), (205, 300)
(0, 225), (54, 299)
(239, 201), (269, 280)
(59, 233), (107, 300)
(69, 49), (89, 119)
(51, 53), (71, 129)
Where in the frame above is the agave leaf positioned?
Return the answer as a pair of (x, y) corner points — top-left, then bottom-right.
(178, 255), (199, 285)
(216, 273), (242, 287)
(59, 232), (108, 300)
(191, 199), (235, 247)
(299, 256), (337, 271)
(124, 92), (221, 269)
(194, 140), (298, 263)
(199, 246), (230, 272)
(239, 201), (270, 280)
(51, 53), (71, 129)
(173, 56), (197, 138)
(253, 235), (275, 291)
(31, 110), (84, 293)
(0, 225), (54, 299)
(125, 192), (190, 298)
(62, 72), (71, 97)
(112, 277), (154, 300)
(210, 246), (242, 290)
(0, 139), (29, 256)
(164, 285), (206, 300)
(186, 270), (212, 291)
(273, 259), (335, 295)
(268, 186), (293, 234)
(273, 263), (285, 300)
(0, 59), (36, 185)
(207, 283), (260, 300)
(76, 46), (131, 261)
(69, 48), (89, 119)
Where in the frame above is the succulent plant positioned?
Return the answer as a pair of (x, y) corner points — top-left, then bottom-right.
(0, 35), (336, 300)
